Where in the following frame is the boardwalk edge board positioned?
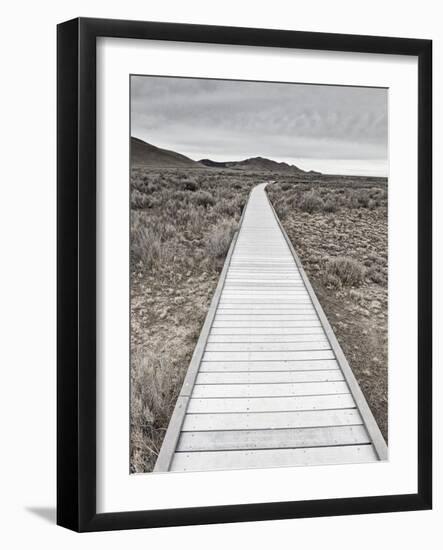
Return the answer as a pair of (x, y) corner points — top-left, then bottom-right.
(264, 184), (388, 461)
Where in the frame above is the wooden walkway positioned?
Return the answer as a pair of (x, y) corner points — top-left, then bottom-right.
(155, 182), (387, 473)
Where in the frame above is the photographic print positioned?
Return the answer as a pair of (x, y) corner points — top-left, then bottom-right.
(129, 76), (388, 474)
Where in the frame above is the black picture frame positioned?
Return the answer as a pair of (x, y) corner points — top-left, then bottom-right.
(57, 17), (432, 532)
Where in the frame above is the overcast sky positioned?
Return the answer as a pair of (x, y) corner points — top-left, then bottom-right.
(131, 76), (388, 177)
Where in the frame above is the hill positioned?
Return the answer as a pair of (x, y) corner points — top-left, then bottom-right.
(131, 137), (201, 168)
(131, 137), (319, 174)
(199, 156), (306, 173)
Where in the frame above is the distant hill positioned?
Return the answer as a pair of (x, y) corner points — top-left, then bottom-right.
(131, 137), (319, 174)
(199, 156), (307, 173)
(131, 137), (201, 168)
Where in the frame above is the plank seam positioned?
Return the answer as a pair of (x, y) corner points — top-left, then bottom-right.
(188, 392), (352, 400)
(188, 413), (357, 418)
(175, 441), (372, 454)
(180, 423), (364, 433)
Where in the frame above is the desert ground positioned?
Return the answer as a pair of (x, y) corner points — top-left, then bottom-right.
(130, 165), (388, 473)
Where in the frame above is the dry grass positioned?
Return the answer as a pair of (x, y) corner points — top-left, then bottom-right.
(298, 190), (325, 213)
(206, 219), (238, 264)
(324, 257), (366, 288)
(131, 348), (184, 471)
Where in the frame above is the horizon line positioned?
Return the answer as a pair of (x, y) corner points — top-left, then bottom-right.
(131, 134), (388, 179)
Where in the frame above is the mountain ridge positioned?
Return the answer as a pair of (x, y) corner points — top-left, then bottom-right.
(131, 136), (320, 174)
(131, 137), (201, 168)
(199, 156), (305, 173)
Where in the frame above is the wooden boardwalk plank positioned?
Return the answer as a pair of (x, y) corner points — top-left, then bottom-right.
(170, 445), (377, 472)
(204, 342), (330, 352)
(177, 425), (370, 452)
(222, 294), (308, 297)
(196, 370), (344, 385)
(192, 381), (349, 398)
(218, 304), (315, 309)
(187, 393), (356, 413)
(212, 321), (323, 328)
(182, 408), (362, 431)
(207, 334), (330, 343)
(199, 359), (339, 372)
(202, 350), (335, 362)
(221, 288), (309, 292)
(215, 314), (318, 321)
(210, 327), (325, 335)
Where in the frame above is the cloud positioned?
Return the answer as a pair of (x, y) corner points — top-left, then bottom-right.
(131, 76), (388, 176)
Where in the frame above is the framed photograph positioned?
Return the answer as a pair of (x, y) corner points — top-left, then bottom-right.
(57, 17), (432, 531)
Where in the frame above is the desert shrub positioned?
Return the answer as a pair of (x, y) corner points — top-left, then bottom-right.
(131, 213), (166, 268)
(131, 349), (185, 472)
(368, 252), (385, 265)
(185, 180), (198, 191)
(193, 190), (216, 207)
(348, 189), (371, 208)
(369, 187), (387, 204)
(182, 176), (198, 191)
(325, 256), (365, 287)
(323, 272), (342, 289)
(183, 205), (207, 235)
(162, 222), (177, 241)
(131, 188), (152, 209)
(206, 219), (237, 259)
(214, 199), (240, 218)
(323, 197), (338, 212)
(169, 189), (190, 204)
(298, 190), (324, 213)
(349, 288), (366, 304)
(276, 201), (290, 220)
(357, 190), (371, 207)
(366, 265), (385, 284)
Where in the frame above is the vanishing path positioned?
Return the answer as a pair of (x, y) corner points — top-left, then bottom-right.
(155, 182), (387, 472)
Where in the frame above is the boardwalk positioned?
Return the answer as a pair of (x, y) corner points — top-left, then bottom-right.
(155, 182), (387, 473)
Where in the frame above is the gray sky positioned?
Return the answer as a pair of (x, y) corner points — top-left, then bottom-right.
(131, 76), (388, 177)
